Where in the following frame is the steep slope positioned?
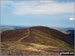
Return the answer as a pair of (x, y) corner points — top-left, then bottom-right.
(1, 26), (74, 52)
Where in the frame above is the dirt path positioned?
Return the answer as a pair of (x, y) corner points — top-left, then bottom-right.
(18, 28), (30, 42)
(8, 28), (30, 49)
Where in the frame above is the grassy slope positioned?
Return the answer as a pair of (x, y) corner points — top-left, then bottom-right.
(1, 26), (74, 55)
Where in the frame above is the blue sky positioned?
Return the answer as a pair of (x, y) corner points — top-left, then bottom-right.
(1, 0), (75, 28)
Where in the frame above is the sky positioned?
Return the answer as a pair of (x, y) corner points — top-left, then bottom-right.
(1, 0), (75, 28)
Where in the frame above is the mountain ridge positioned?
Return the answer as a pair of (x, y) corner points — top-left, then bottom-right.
(1, 26), (74, 52)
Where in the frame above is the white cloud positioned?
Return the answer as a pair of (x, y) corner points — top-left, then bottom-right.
(14, 1), (74, 15)
(69, 17), (75, 21)
(1, 1), (74, 15)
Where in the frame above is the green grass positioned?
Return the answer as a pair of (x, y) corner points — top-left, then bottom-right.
(32, 30), (73, 51)
(1, 41), (59, 55)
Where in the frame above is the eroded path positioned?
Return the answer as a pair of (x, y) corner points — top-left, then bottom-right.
(8, 28), (30, 49)
(18, 28), (30, 42)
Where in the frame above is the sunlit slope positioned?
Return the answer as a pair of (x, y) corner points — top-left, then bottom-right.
(0, 27), (14, 32)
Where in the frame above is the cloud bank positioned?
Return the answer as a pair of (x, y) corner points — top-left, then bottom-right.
(1, 0), (74, 15)
(14, 1), (74, 15)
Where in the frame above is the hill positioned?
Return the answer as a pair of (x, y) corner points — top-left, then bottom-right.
(1, 26), (74, 55)
(0, 27), (14, 32)
(0, 25), (28, 30)
(54, 28), (74, 43)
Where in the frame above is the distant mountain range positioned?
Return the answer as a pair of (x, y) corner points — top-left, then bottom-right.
(0, 25), (29, 29)
(0, 25), (74, 30)
(0, 25), (29, 32)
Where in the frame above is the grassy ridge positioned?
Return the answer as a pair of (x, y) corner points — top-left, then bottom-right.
(1, 26), (74, 55)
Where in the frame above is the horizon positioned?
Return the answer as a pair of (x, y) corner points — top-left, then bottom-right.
(0, 25), (74, 29)
(1, 0), (75, 28)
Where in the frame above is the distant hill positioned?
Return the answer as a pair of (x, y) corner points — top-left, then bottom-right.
(0, 27), (15, 32)
(66, 30), (74, 38)
(0, 25), (29, 32)
(55, 28), (74, 42)
(1, 26), (74, 52)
